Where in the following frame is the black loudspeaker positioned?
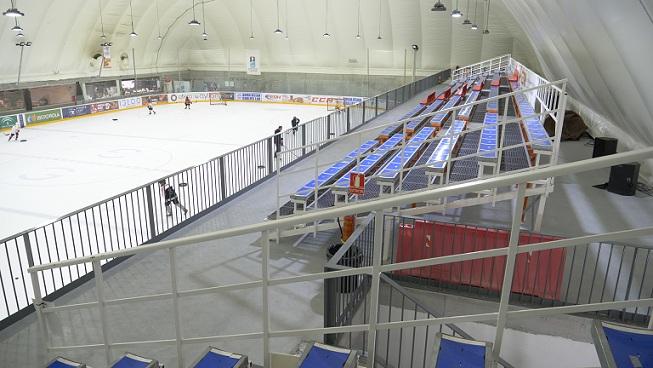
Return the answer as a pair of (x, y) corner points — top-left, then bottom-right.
(593, 137), (618, 158)
(608, 163), (640, 196)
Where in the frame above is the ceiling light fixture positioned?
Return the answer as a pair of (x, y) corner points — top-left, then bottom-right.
(201, 0), (208, 39)
(451, 0), (462, 18)
(129, 0), (138, 37)
(355, 0), (361, 39)
(249, 0), (254, 39)
(323, 0), (330, 39)
(462, 0), (472, 24)
(155, 0), (163, 39)
(483, 0), (491, 34)
(470, 0), (478, 30)
(284, 0), (289, 40)
(431, 1), (446, 11)
(15, 31), (23, 38)
(3, 0), (23, 17)
(98, 0), (107, 40)
(377, 0), (382, 39)
(11, 18), (22, 31)
(188, 0), (200, 26)
(274, 0), (282, 34)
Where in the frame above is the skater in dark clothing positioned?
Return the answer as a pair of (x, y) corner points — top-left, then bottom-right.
(158, 179), (188, 216)
(184, 96), (192, 109)
(291, 116), (300, 134)
(273, 125), (283, 157)
(147, 101), (156, 115)
(7, 122), (20, 142)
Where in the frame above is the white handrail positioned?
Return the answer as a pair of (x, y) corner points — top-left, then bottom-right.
(28, 147), (653, 273)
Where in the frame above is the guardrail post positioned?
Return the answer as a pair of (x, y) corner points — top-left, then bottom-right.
(327, 114), (332, 139)
(93, 260), (112, 366)
(301, 125), (307, 156)
(346, 108), (351, 132)
(366, 210), (384, 366)
(169, 248), (184, 367)
(29, 265), (48, 364)
(267, 137), (274, 175)
(262, 230), (271, 368)
(362, 101), (366, 123)
(323, 267), (337, 345)
(23, 233), (35, 268)
(375, 96), (379, 117)
(493, 182), (527, 360)
(218, 156), (227, 200)
(145, 186), (157, 239)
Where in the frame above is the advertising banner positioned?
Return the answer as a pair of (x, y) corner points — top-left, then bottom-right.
(102, 45), (112, 68)
(119, 96), (143, 109)
(143, 94), (168, 105)
(245, 49), (261, 75)
(169, 92), (210, 103)
(0, 114), (19, 129)
(24, 108), (62, 124)
(90, 101), (119, 113)
(235, 92), (261, 101)
(62, 104), (92, 118)
(218, 92), (234, 101)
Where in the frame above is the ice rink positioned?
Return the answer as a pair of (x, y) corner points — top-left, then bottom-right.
(0, 101), (327, 240)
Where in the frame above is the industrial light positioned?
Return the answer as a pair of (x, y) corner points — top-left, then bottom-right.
(3, 7), (24, 17)
(249, 0), (255, 40)
(462, 19), (471, 25)
(100, 41), (112, 47)
(129, 0), (137, 37)
(377, 35), (382, 40)
(157, 35), (163, 40)
(355, 34), (361, 39)
(101, 34), (107, 40)
(202, 31), (208, 37)
(15, 31), (23, 38)
(323, 0), (330, 39)
(249, 35), (255, 40)
(323, 32), (331, 38)
(189, 0), (200, 26)
(471, 24), (478, 30)
(274, 28), (283, 34)
(11, 19), (22, 31)
(130, 31), (138, 37)
(483, 29), (490, 34)
(355, 0), (361, 39)
(451, 0), (462, 17)
(470, 0), (478, 30)
(274, 0), (282, 34)
(15, 41), (30, 46)
(431, 1), (446, 11)
(483, 0), (491, 34)
(200, 0), (207, 38)
(155, 0), (163, 40)
(462, 0), (471, 24)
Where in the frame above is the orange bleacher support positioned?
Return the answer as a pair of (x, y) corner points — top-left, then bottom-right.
(491, 79), (501, 87)
(455, 84), (468, 97)
(437, 88), (452, 100)
(472, 81), (484, 91)
(509, 71), (519, 82)
(421, 92), (436, 105)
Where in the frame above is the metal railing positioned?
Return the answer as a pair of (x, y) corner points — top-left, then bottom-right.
(25, 147), (653, 367)
(0, 70), (450, 327)
(452, 54), (511, 82)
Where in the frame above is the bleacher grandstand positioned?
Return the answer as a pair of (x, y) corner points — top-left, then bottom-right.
(1, 2), (653, 367)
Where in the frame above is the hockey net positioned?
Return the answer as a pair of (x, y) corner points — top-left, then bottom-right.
(326, 97), (345, 111)
(209, 92), (228, 106)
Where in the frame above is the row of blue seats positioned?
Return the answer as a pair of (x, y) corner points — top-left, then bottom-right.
(377, 127), (436, 183)
(405, 100), (444, 133)
(425, 119), (468, 173)
(486, 85), (500, 113)
(509, 81), (552, 152)
(478, 113), (500, 162)
(291, 140), (377, 201)
(430, 95), (463, 128)
(48, 348), (247, 368)
(592, 320), (653, 368)
(456, 90), (481, 121)
(333, 134), (404, 191)
(377, 103), (426, 138)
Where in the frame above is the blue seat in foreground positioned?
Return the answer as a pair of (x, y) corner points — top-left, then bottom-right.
(592, 320), (653, 368)
(190, 347), (248, 368)
(111, 353), (159, 368)
(430, 333), (493, 368)
(46, 357), (86, 368)
(297, 342), (358, 368)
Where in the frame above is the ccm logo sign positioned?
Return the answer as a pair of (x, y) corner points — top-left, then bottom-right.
(311, 97), (338, 104)
(349, 172), (365, 195)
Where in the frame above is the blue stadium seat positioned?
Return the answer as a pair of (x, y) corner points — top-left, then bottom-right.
(111, 353), (159, 368)
(291, 140), (377, 203)
(457, 90), (481, 121)
(430, 333), (493, 368)
(46, 357), (86, 368)
(377, 127), (435, 193)
(478, 113), (499, 162)
(333, 133), (404, 191)
(592, 320), (653, 368)
(510, 81), (552, 153)
(297, 342), (358, 368)
(426, 120), (467, 173)
(378, 104), (427, 139)
(405, 100), (444, 134)
(430, 96), (463, 128)
(190, 347), (248, 368)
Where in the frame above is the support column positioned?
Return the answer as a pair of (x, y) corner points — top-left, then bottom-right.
(262, 230), (271, 367)
(169, 248), (184, 367)
(145, 186), (157, 239)
(93, 260), (112, 366)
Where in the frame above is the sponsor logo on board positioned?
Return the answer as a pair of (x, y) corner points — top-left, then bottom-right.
(0, 114), (18, 129)
(119, 97), (142, 109)
(24, 108), (62, 124)
(90, 101), (119, 113)
(62, 105), (92, 118)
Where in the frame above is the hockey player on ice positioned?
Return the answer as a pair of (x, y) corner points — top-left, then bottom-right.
(158, 179), (188, 216)
(184, 96), (192, 109)
(7, 122), (20, 142)
(147, 101), (156, 115)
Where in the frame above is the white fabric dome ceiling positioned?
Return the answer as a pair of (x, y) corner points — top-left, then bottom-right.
(1, 0), (652, 178)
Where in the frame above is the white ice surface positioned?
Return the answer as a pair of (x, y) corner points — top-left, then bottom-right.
(0, 102), (327, 240)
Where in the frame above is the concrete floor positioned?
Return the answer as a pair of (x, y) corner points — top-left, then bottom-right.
(0, 88), (439, 368)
